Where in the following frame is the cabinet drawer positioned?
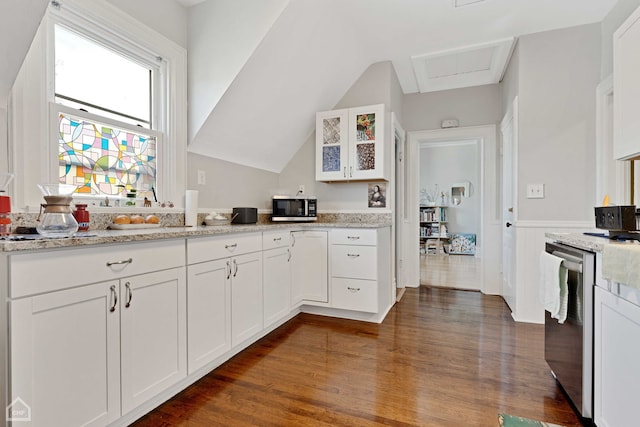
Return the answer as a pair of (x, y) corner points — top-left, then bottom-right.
(188, 233), (261, 264)
(331, 278), (377, 313)
(9, 239), (185, 299)
(331, 228), (377, 246)
(262, 230), (291, 251)
(331, 245), (376, 280)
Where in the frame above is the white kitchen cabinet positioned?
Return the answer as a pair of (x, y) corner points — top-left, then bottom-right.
(10, 281), (121, 426)
(263, 231), (292, 328)
(290, 230), (328, 304)
(316, 104), (387, 181)
(330, 229), (380, 313)
(613, 5), (640, 160)
(187, 233), (263, 351)
(230, 251), (263, 346)
(8, 240), (187, 425)
(186, 259), (231, 374)
(120, 267), (187, 415)
(594, 285), (640, 427)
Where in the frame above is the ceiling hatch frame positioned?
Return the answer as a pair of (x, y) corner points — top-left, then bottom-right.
(411, 37), (515, 93)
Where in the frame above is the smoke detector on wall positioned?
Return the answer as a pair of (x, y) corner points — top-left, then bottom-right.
(411, 37), (515, 93)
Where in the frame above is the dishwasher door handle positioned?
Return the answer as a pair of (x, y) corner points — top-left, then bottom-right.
(551, 250), (583, 273)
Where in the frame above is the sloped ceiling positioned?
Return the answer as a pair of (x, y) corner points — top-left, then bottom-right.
(187, 0), (617, 173)
(0, 0), (49, 105)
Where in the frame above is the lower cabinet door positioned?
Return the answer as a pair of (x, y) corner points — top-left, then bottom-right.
(594, 286), (640, 427)
(291, 231), (328, 304)
(187, 259), (231, 374)
(263, 246), (292, 328)
(331, 278), (378, 313)
(10, 281), (121, 426)
(120, 267), (187, 415)
(231, 252), (263, 347)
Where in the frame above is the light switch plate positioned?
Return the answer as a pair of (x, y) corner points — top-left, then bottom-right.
(197, 170), (206, 185)
(526, 183), (544, 199)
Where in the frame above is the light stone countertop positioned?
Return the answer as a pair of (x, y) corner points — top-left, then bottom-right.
(0, 221), (391, 253)
(545, 231), (640, 253)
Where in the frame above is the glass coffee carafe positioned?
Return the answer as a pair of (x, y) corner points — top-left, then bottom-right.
(37, 184), (79, 237)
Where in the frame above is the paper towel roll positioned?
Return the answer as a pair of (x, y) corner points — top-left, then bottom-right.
(185, 190), (198, 226)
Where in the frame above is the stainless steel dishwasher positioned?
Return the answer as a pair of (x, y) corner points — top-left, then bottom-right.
(544, 242), (595, 422)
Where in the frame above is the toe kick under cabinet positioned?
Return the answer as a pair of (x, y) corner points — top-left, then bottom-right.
(7, 239), (187, 426)
(330, 228), (391, 314)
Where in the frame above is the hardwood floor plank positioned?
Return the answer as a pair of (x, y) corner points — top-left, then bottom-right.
(133, 287), (583, 427)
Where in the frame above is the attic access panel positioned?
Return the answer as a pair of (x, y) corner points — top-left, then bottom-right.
(411, 37), (515, 93)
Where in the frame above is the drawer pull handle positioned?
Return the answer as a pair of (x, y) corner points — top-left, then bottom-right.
(226, 260), (231, 279)
(273, 237), (282, 242)
(225, 243), (238, 249)
(287, 248), (291, 262)
(125, 282), (132, 308)
(109, 285), (118, 312)
(106, 258), (132, 267)
(233, 259), (238, 277)
(347, 287), (360, 292)
(347, 236), (360, 240)
(347, 253), (360, 258)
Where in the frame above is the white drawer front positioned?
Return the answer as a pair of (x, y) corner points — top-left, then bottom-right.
(331, 229), (377, 246)
(331, 245), (377, 280)
(331, 278), (377, 313)
(188, 233), (261, 264)
(9, 239), (185, 298)
(262, 230), (291, 251)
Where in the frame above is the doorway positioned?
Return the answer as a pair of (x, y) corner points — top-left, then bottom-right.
(419, 140), (481, 290)
(405, 125), (501, 295)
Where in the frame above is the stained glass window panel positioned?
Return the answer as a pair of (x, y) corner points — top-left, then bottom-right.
(356, 113), (376, 142)
(322, 146), (341, 172)
(322, 117), (341, 145)
(58, 112), (156, 196)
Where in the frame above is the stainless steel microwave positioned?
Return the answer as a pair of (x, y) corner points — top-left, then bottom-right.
(271, 196), (317, 222)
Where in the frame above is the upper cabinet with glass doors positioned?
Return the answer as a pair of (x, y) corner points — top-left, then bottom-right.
(315, 104), (388, 181)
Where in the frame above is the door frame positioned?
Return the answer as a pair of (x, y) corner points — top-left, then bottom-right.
(393, 113), (407, 290)
(406, 125), (500, 293)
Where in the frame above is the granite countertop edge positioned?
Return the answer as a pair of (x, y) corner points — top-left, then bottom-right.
(544, 232), (638, 253)
(0, 222), (392, 252)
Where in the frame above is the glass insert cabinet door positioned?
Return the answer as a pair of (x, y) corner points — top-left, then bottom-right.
(315, 104), (386, 182)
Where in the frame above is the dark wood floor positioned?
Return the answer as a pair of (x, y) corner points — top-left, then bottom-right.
(133, 287), (582, 426)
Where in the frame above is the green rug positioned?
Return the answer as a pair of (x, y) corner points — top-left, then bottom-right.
(498, 413), (565, 427)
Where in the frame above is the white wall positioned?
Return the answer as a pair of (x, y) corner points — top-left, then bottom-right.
(403, 84), (503, 132)
(517, 23), (601, 222)
(106, 0), (188, 48)
(420, 142), (481, 235)
(187, 153), (279, 210)
(187, 0), (290, 142)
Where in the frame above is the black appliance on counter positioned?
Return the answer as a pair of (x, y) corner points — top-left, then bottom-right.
(231, 207), (257, 224)
(593, 205), (640, 240)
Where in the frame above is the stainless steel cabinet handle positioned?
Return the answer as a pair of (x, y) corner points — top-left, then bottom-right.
(273, 237), (282, 242)
(109, 285), (117, 312)
(233, 259), (238, 277)
(347, 253), (360, 258)
(347, 287), (360, 292)
(125, 282), (132, 308)
(347, 236), (360, 240)
(287, 248), (291, 262)
(291, 233), (296, 247)
(349, 166), (353, 177)
(106, 258), (133, 267)
(225, 243), (238, 249)
(343, 167), (347, 178)
(226, 260), (231, 279)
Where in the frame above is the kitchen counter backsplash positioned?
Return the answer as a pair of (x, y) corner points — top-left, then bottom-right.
(8, 211), (391, 230)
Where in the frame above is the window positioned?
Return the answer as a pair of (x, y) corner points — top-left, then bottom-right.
(10, 0), (186, 209)
(53, 21), (159, 198)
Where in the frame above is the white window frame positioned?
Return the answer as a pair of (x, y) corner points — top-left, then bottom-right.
(9, 0), (186, 210)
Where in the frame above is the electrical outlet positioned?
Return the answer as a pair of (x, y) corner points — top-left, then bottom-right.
(197, 170), (206, 185)
(526, 183), (544, 199)
(298, 185), (305, 194)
